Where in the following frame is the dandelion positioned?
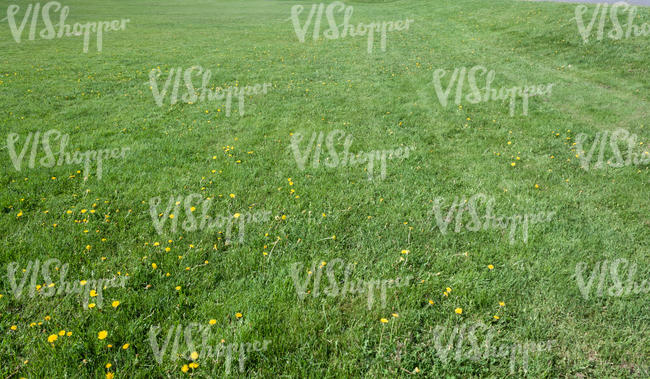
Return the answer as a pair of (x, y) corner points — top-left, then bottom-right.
(235, 312), (243, 319)
(112, 301), (120, 308)
(105, 363), (112, 369)
(428, 300), (434, 305)
(209, 319), (216, 325)
(229, 193), (235, 198)
(401, 249), (409, 254)
(175, 286), (181, 291)
(58, 330), (65, 336)
(499, 301), (505, 307)
(106, 373), (114, 379)
(10, 325), (17, 331)
(190, 351), (199, 360)
(455, 308), (463, 315)
(98, 330), (108, 340)
(380, 318), (388, 323)
(151, 263), (157, 269)
(122, 343), (129, 349)
(48, 334), (58, 343)
(181, 365), (189, 373)
(488, 264), (494, 270)
(493, 315), (500, 320)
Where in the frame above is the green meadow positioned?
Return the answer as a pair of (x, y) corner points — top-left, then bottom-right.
(0, 0), (648, 377)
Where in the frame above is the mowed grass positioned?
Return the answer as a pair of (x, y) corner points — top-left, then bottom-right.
(0, 0), (649, 377)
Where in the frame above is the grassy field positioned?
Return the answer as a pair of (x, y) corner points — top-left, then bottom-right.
(1, 0), (649, 377)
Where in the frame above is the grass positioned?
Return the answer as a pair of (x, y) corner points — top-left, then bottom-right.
(0, 0), (648, 377)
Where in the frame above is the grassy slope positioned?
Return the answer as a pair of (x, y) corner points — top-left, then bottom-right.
(0, 0), (648, 377)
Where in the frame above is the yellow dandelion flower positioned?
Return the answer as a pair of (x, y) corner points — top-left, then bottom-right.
(122, 343), (129, 350)
(48, 334), (58, 343)
(190, 351), (199, 360)
(58, 330), (65, 336)
(209, 319), (216, 325)
(235, 312), (243, 319)
(380, 318), (389, 323)
(112, 301), (120, 308)
(455, 308), (463, 315)
(488, 264), (494, 270)
(98, 330), (108, 340)
(181, 364), (189, 373)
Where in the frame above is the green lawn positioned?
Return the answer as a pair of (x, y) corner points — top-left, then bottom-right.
(1, 0), (648, 377)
